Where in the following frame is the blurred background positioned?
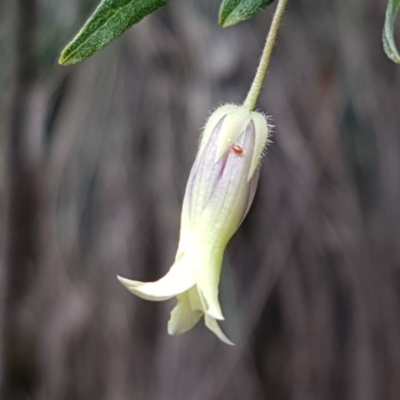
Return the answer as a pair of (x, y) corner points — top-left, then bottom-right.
(1, 0), (400, 399)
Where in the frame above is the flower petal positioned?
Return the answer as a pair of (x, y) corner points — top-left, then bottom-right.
(198, 104), (238, 157)
(189, 117), (227, 222)
(117, 259), (195, 301)
(248, 111), (269, 181)
(168, 291), (202, 335)
(197, 122), (256, 247)
(204, 314), (234, 345)
(214, 107), (251, 161)
(195, 250), (225, 320)
(238, 166), (261, 227)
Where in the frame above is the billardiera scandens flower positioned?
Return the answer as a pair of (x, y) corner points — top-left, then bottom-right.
(118, 104), (269, 345)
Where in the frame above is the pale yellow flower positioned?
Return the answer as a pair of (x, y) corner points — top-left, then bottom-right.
(118, 104), (269, 345)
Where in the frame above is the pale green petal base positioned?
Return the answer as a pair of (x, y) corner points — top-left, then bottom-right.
(195, 250), (225, 321)
(167, 288), (234, 345)
(168, 292), (202, 335)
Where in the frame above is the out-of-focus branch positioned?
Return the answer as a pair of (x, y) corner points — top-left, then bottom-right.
(1, 0), (40, 398)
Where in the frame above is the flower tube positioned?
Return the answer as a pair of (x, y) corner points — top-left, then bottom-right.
(118, 104), (269, 344)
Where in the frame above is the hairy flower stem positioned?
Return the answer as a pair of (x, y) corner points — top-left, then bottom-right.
(243, 0), (289, 111)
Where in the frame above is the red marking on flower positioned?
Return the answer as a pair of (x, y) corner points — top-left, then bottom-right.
(232, 144), (243, 155)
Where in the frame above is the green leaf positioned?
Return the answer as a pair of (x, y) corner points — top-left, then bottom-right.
(219, 0), (275, 28)
(383, 0), (400, 64)
(59, 0), (167, 65)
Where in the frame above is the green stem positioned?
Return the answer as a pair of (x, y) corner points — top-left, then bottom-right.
(243, 0), (289, 111)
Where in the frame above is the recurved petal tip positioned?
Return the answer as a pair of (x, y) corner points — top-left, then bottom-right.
(204, 315), (235, 346)
(117, 260), (195, 302)
(117, 275), (172, 301)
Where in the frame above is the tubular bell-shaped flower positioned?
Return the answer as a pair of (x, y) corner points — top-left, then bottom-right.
(118, 104), (269, 344)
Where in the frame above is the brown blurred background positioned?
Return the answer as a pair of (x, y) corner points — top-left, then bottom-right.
(1, 0), (400, 399)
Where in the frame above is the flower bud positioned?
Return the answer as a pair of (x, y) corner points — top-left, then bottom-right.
(118, 104), (270, 345)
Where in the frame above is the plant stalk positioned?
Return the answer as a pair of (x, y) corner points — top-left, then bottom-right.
(243, 0), (289, 110)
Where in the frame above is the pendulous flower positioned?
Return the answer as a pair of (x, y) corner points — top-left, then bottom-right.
(118, 104), (270, 345)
